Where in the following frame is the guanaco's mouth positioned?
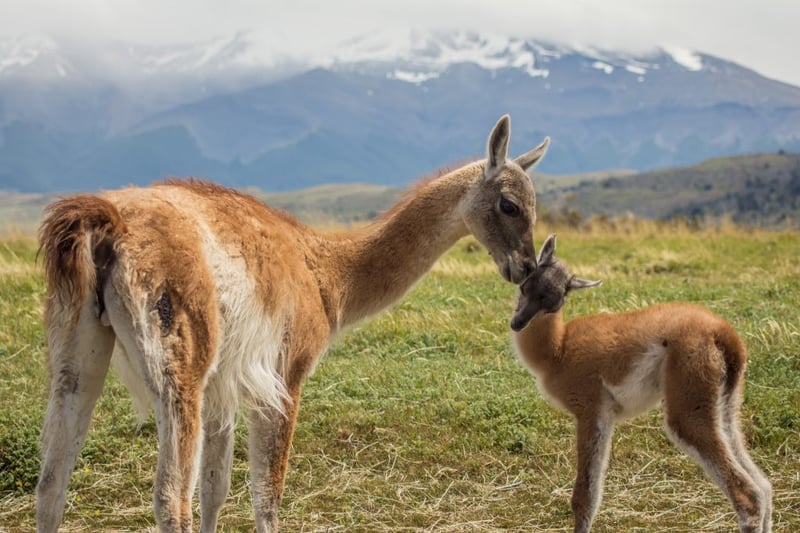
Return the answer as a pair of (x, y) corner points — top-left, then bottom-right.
(503, 260), (531, 284)
(493, 252), (533, 284)
(511, 307), (542, 331)
(510, 315), (527, 332)
(501, 261), (512, 283)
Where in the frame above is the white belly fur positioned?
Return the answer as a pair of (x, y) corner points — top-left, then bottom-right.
(602, 343), (666, 420)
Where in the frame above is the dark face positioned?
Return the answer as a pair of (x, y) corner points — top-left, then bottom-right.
(510, 260), (570, 331)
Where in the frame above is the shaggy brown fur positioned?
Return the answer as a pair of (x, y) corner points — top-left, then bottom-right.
(39, 195), (127, 317)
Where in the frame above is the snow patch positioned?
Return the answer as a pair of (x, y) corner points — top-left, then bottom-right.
(388, 70), (439, 84)
(0, 35), (55, 75)
(574, 43), (659, 78)
(0, 54), (36, 74)
(531, 41), (568, 59)
(662, 45), (703, 71)
(592, 61), (614, 74)
(130, 32), (286, 76)
(324, 29), (549, 81)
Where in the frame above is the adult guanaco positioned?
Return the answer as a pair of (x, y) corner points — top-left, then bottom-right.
(36, 115), (550, 532)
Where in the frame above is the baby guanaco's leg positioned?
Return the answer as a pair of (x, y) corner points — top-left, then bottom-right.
(663, 346), (765, 533)
(720, 383), (772, 531)
(571, 404), (615, 533)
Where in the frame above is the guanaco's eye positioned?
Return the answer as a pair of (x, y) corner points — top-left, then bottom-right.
(499, 196), (521, 217)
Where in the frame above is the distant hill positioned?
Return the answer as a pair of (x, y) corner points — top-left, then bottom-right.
(250, 183), (404, 225)
(2, 30), (800, 193)
(540, 152), (800, 227)
(0, 191), (58, 235)
(1, 154), (798, 234)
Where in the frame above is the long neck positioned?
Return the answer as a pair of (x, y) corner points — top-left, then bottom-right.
(513, 311), (566, 375)
(317, 163), (483, 331)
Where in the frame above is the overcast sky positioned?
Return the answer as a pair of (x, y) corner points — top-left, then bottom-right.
(2, 0), (799, 86)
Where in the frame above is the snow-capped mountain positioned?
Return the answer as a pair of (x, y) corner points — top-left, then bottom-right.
(1, 29), (799, 193)
(322, 30), (550, 81)
(0, 32), (296, 81)
(0, 34), (76, 79)
(320, 30), (700, 83)
(315, 30), (799, 108)
(0, 30), (730, 94)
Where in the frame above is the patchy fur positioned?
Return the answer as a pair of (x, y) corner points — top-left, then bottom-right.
(35, 115), (550, 532)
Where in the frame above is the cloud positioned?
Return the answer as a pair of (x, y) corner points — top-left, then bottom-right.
(1, 0), (798, 85)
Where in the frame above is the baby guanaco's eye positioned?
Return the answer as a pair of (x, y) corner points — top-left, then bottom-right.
(499, 196), (521, 217)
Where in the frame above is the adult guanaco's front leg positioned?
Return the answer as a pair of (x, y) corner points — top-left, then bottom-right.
(248, 390), (302, 532)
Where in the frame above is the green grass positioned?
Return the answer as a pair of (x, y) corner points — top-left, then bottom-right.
(1, 223), (799, 532)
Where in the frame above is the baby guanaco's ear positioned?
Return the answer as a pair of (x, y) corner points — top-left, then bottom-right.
(567, 276), (602, 292)
(536, 234), (557, 266)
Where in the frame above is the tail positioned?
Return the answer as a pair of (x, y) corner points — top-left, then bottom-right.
(38, 195), (127, 319)
(715, 320), (747, 397)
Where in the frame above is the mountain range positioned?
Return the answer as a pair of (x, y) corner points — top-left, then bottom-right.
(1, 30), (799, 193)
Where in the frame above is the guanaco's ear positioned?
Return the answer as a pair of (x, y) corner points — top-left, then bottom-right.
(485, 114), (510, 180)
(514, 136), (551, 171)
(567, 276), (602, 291)
(536, 234), (557, 266)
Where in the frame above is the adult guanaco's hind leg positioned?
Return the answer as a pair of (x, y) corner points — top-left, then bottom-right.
(36, 302), (116, 532)
(103, 287), (209, 532)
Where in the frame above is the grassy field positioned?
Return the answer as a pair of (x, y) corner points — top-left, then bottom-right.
(1, 220), (799, 532)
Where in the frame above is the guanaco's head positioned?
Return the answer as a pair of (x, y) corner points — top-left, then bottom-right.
(463, 115), (550, 284)
(510, 234), (602, 331)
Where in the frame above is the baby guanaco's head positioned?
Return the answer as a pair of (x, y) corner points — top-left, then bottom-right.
(510, 234), (602, 332)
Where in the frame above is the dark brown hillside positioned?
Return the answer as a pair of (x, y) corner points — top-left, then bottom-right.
(541, 152), (800, 227)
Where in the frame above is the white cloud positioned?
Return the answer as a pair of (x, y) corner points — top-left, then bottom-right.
(1, 0), (798, 86)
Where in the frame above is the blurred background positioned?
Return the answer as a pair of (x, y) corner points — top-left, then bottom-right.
(1, 0), (799, 230)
